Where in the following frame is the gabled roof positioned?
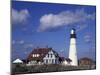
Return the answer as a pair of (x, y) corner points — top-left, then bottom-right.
(13, 58), (23, 63)
(27, 48), (59, 61)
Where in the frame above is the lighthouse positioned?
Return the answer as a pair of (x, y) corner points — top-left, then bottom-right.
(69, 28), (78, 66)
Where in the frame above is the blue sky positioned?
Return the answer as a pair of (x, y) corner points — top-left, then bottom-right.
(11, 1), (96, 61)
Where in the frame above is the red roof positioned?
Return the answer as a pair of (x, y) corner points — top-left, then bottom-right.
(27, 48), (59, 61)
(80, 57), (93, 61)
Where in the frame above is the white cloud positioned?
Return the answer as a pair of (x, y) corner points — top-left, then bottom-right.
(12, 40), (15, 44)
(84, 34), (91, 43)
(38, 9), (95, 31)
(76, 24), (87, 32)
(18, 40), (25, 44)
(12, 40), (25, 45)
(12, 8), (30, 24)
(23, 44), (34, 49)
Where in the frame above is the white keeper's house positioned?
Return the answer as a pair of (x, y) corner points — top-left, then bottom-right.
(27, 48), (60, 65)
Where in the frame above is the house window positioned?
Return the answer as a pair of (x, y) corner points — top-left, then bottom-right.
(48, 54), (49, 58)
(51, 54), (52, 58)
(46, 59), (48, 64)
(55, 59), (58, 64)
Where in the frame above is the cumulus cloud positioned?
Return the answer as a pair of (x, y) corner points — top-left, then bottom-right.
(23, 43), (34, 49)
(76, 24), (87, 32)
(84, 34), (91, 43)
(12, 8), (30, 24)
(19, 40), (25, 44)
(12, 40), (25, 45)
(38, 9), (95, 32)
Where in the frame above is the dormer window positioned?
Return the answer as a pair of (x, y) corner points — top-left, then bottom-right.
(32, 54), (35, 57)
(32, 54), (39, 57)
(36, 54), (39, 57)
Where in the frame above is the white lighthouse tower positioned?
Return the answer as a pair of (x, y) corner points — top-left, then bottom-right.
(69, 28), (78, 66)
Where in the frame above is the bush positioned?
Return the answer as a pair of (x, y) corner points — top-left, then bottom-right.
(11, 64), (96, 74)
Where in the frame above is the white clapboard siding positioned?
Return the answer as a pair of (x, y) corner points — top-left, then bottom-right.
(43, 50), (59, 64)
